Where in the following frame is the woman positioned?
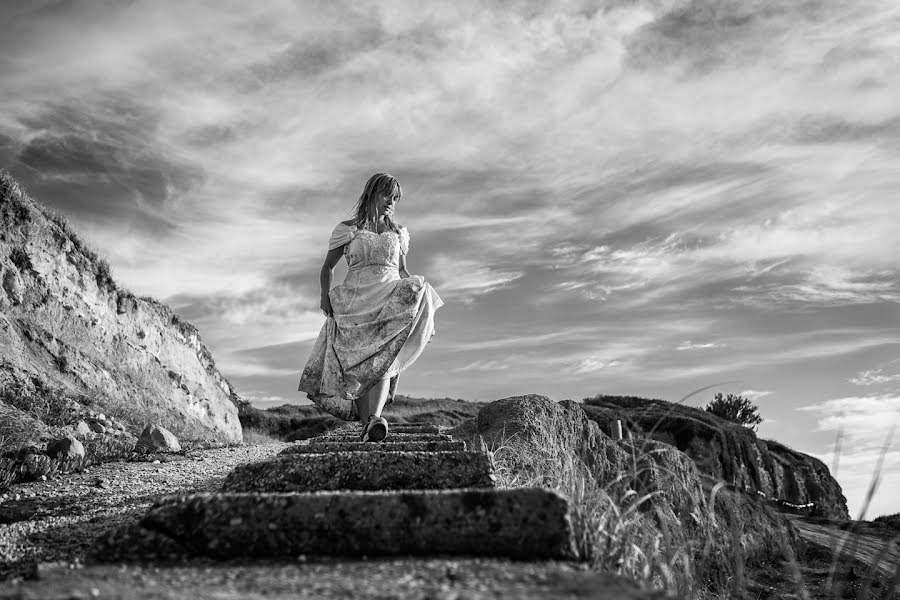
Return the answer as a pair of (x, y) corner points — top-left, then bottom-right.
(298, 173), (444, 442)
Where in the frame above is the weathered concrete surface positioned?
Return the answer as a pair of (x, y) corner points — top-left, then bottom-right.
(282, 439), (467, 454)
(7, 559), (677, 600)
(92, 488), (575, 561)
(384, 423), (443, 433)
(222, 451), (496, 492)
(321, 432), (452, 442)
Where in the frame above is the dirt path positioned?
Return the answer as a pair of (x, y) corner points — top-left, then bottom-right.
(787, 516), (900, 580)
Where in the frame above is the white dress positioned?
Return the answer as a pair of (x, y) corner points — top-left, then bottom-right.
(298, 222), (444, 420)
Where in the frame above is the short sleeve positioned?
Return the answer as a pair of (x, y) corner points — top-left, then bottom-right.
(399, 226), (410, 256)
(328, 222), (356, 251)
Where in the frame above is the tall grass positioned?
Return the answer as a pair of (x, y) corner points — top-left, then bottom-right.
(481, 429), (695, 595)
(466, 390), (900, 599)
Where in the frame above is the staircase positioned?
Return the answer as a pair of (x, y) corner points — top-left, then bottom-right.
(93, 423), (576, 562)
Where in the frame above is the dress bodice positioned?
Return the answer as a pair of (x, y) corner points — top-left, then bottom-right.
(328, 222), (409, 272)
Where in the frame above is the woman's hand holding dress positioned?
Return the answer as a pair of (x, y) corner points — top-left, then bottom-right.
(320, 295), (334, 318)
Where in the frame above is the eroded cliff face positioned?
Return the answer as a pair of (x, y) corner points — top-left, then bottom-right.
(581, 395), (849, 520)
(0, 172), (241, 443)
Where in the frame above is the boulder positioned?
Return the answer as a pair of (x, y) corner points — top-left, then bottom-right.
(136, 424), (181, 453)
(46, 435), (85, 461)
(74, 420), (92, 437)
(581, 395), (849, 519)
(87, 420), (106, 434)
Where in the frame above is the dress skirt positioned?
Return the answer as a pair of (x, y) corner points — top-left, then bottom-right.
(298, 266), (443, 421)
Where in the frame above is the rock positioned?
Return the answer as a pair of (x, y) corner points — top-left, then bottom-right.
(136, 425), (181, 453)
(474, 394), (633, 493)
(46, 435), (85, 461)
(74, 420), (92, 437)
(87, 420), (106, 434)
(581, 395), (850, 519)
(2, 268), (25, 305)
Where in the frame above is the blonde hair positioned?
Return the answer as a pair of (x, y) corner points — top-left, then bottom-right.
(353, 173), (402, 232)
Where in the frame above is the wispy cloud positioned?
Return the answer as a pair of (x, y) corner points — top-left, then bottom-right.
(740, 389), (773, 402)
(677, 340), (726, 351)
(850, 369), (900, 386)
(428, 256), (524, 303)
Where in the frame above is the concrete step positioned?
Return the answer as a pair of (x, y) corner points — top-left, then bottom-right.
(384, 423), (443, 434)
(222, 450), (496, 492)
(92, 488), (575, 561)
(320, 432), (452, 443)
(282, 439), (467, 454)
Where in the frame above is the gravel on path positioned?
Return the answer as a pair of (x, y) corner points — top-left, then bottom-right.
(1, 443), (291, 580)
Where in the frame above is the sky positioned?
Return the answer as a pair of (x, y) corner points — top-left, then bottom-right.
(0, 0), (898, 518)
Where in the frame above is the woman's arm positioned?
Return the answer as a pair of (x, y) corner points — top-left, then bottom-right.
(319, 246), (345, 316)
(399, 253), (412, 279)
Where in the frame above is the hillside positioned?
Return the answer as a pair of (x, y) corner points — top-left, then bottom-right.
(0, 171), (242, 480)
(581, 394), (849, 520)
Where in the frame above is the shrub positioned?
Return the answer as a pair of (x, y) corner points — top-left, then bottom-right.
(705, 393), (762, 432)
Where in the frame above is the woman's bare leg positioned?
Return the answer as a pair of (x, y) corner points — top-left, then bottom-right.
(354, 396), (368, 425)
(365, 377), (391, 418)
(355, 378), (390, 428)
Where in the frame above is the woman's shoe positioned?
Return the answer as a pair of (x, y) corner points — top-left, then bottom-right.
(360, 415), (388, 442)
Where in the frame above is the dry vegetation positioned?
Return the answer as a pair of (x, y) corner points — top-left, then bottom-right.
(465, 395), (899, 599)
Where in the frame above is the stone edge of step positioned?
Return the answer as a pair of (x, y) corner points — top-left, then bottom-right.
(89, 488), (576, 563)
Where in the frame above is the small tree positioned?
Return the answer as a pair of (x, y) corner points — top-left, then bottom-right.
(705, 393), (763, 432)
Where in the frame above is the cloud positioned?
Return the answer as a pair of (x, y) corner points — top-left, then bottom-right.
(740, 389), (772, 402)
(567, 357), (623, 376)
(454, 358), (512, 373)
(798, 394), (900, 518)
(849, 365), (900, 386)
(428, 256), (524, 303)
(677, 340), (726, 351)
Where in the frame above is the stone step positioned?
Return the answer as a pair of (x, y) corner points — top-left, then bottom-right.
(384, 423), (443, 433)
(319, 432), (452, 443)
(92, 488), (575, 561)
(222, 451), (495, 492)
(282, 439), (467, 454)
